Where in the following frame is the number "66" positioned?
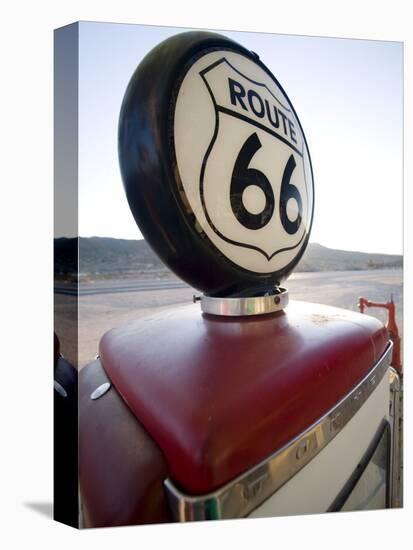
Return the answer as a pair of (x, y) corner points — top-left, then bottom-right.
(230, 132), (302, 234)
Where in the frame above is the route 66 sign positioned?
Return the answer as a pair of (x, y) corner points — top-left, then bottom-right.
(119, 31), (314, 297)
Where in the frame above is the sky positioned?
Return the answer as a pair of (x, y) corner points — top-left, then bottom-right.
(75, 22), (403, 255)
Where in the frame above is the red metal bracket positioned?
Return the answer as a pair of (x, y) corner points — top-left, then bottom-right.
(358, 296), (402, 375)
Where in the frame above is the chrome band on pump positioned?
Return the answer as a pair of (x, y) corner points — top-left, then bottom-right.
(389, 367), (402, 507)
(164, 342), (393, 521)
(199, 287), (289, 316)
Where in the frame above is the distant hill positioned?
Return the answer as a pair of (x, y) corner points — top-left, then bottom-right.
(297, 242), (402, 272)
(54, 237), (166, 280)
(54, 237), (402, 280)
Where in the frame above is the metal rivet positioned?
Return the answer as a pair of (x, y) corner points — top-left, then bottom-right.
(274, 296), (281, 305)
(90, 382), (111, 400)
(54, 380), (68, 398)
(353, 390), (363, 401)
(296, 439), (309, 460)
(242, 473), (267, 501)
(330, 411), (342, 432)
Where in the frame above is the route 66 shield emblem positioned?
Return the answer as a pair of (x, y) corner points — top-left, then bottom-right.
(174, 49), (314, 275)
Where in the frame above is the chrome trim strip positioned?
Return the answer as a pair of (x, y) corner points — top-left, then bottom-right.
(164, 342), (393, 521)
(388, 367), (402, 507)
(200, 287), (289, 317)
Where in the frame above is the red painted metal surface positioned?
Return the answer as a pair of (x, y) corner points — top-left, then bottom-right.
(99, 300), (388, 495)
(79, 359), (171, 527)
(358, 296), (402, 375)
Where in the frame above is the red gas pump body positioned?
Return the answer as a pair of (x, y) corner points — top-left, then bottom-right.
(79, 301), (389, 526)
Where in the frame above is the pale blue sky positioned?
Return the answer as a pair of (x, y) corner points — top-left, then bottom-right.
(77, 21), (403, 255)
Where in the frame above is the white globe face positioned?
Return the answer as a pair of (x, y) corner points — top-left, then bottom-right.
(173, 50), (314, 275)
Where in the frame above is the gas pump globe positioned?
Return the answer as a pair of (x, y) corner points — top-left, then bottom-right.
(79, 31), (401, 527)
(117, 31), (313, 299)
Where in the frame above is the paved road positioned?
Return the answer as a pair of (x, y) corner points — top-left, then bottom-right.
(54, 269), (403, 368)
(55, 279), (188, 296)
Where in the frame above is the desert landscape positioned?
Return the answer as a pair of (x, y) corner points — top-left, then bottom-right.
(53, 236), (403, 369)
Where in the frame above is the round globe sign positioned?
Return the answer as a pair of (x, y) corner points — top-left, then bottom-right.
(118, 31), (314, 297)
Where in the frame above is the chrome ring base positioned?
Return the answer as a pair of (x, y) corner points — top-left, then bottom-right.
(198, 287), (289, 317)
